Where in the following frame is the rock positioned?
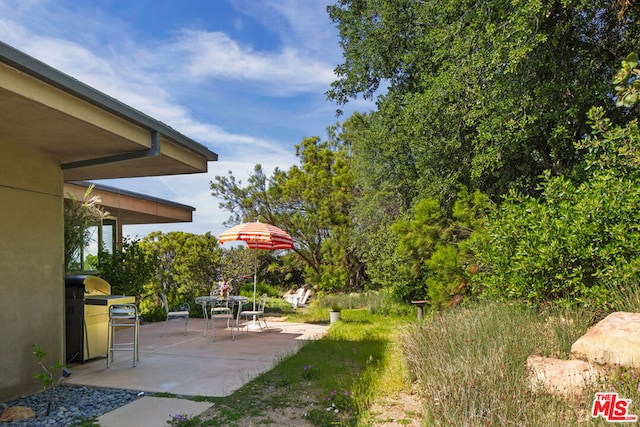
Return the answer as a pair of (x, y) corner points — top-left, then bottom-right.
(0, 406), (36, 422)
(571, 312), (640, 367)
(526, 355), (600, 398)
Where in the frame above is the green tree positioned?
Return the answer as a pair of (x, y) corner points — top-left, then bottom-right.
(376, 187), (490, 307)
(219, 246), (256, 294)
(328, 0), (640, 203)
(211, 130), (362, 290)
(141, 231), (222, 301)
(471, 171), (640, 311)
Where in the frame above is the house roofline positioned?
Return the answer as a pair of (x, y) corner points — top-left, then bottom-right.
(0, 41), (217, 162)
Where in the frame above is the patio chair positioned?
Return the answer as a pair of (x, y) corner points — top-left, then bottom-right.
(293, 288), (312, 308)
(238, 293), (269, 332)
(284, 287), (304, 307)
(160, 294), (189, 336)
(210, 299), (235, 341)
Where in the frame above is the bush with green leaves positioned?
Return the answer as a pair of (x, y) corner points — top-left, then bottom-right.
(470, 103), (640, 311)
(471, 171), (640, 311)
(98, 236), (155, 301)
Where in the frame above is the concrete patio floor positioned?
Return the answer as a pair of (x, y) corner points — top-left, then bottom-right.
(64, 317), (329, 426)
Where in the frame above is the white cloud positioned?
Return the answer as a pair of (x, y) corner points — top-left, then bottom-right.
(174, 30), (335, 94)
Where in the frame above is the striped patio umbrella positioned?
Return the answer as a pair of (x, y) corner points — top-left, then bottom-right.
(219, 222), (294, 310)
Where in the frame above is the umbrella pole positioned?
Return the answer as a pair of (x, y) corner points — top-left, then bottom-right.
(246, 249), (260, 329)
(253, 250), (257, 311)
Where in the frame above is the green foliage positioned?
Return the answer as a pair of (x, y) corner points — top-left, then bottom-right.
(383, 187), (490, 307)
(166, 413), (202, 426)
(142, 231), (223, 301)
(31, 345), (63, 390)
(609, 364), (640, 398)
(330, 0), (640, 225)
(614, 52), (640, 107)
(217, 247), (256, 294)
(577, 106), (640, 178)
(211, 129), (362, 291)
(237, 281), (281, 299)
(471, 94), (640, 311)
(139, 302), (166, 323)
(471, 171), (640, 310)
(98, 236), (155, 301)
(69, 416), (100, 427)
(305, 290), (412, 320)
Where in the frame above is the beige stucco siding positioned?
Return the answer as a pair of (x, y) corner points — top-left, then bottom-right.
(0, 140), (64, 401)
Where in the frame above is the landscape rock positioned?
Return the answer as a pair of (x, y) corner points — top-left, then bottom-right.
(526, 355), (601, 398)
(0, 405), (36, 422)
(571, 312), (640, 367)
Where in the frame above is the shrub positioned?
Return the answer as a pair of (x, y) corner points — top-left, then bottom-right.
(470, 171), (640, 311)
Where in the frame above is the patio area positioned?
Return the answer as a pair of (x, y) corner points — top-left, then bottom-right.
(65, 317), (329, 397)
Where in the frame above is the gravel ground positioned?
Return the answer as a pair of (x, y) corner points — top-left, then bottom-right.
(0, 385), (145, 426)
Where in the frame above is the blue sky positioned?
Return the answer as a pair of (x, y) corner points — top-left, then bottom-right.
(0, 0), (374, 238)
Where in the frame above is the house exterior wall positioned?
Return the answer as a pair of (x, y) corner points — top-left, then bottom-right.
(0, 140), (64, 401)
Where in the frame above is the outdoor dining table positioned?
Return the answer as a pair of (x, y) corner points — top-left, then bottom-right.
(194, 295), (248, 336)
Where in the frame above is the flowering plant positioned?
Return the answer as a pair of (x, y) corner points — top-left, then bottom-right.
(302, 364), (318, 380)
(167, 413), (200, 426)
(304, 389), (355, 425)
(611, 363), (640, 394)
(325, 389), (354, 413)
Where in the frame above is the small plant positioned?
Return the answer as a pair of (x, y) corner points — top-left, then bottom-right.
(325, 389), (354, 413)
(167, 413), (201, 426)
(610, 364), (640, 396)
(32, 345), (69, 416)
(305, 389), (355, 425)
(331, 304), (342, 312)
(302, 364), (318, 380)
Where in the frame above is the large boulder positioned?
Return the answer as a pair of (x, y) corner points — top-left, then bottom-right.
(571, 312), (640, 367)
(526, 355), (600, 399)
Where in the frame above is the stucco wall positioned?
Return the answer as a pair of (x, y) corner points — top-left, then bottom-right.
(0, 140), (64, 401)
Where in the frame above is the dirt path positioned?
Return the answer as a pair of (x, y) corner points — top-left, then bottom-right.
(199, 385), (423, 426)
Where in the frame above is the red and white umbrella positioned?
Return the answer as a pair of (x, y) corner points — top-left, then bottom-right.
(219, 222), (294, 310)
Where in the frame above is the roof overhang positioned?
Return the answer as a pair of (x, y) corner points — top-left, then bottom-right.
(64, 181), (194, 225)
(0, 41), (217, 180)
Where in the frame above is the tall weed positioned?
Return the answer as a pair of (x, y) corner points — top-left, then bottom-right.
(401, 302), (597, 426)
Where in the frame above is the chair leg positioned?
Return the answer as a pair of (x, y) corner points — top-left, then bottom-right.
(160, 318), (169, 336)
(107, 319), (113, 368)
(183, 316), (188, 335)
(133, 316), (139, 367)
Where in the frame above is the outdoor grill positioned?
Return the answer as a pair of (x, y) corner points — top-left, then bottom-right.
(65, 275), (135, 363)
